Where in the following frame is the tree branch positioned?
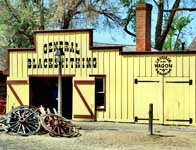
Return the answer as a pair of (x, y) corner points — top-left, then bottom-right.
(155, 2), (164, 50)
(152, 0), (158, 6)
(164, 8), (196, 12)
(161, 0), (180, 40)
(62, 0), (85, 28)
(124, 24), (136, 37)
(123, 8), (136, 37)
(155, 0), (180, 50)
(88, 6), (136, 37)
(4, 0), (20, 22)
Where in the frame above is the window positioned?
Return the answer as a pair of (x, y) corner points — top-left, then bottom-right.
(95, 77), (105, 110)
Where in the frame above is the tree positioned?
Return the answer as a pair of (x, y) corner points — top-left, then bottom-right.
(90, 0), (196, 50)
(0, 0), (196, 50)
(163, 15), (192, 50)
(0, 0), (123, 47)
(47, 0), (124, 30)
(0, 0), (47, 48)
(73, 0), (196, 50)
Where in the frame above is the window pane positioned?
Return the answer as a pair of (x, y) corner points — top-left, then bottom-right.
(95, 93), (104, 107)
(95, 78), (104, 108)
(95, 78), (103, 92)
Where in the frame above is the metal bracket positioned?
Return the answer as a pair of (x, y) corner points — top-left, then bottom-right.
(166, 118), (193, 124)
(166, 79), (192, 85)
(134, 79), (160, 84)
(134, 116), (159, 122)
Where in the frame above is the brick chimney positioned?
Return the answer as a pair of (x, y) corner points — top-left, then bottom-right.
(136, 3), (152, 52)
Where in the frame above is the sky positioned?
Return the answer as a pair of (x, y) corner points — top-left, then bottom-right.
(93, 2), (196, 48)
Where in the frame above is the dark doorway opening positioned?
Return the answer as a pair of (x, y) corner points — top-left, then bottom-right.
(30, 77), (73, 119)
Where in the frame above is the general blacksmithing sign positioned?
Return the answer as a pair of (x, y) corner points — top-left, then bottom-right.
(27, 41), (97, 69)
(155, 56), (172, 75)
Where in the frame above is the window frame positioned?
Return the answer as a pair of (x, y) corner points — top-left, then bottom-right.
(90, 74), (106, 111)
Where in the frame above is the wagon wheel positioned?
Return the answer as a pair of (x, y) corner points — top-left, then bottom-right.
(0, 116), (7, 131)
(6, 106), (41, 136)
(11, 105), (40, 113)
(40, 114), (80, 137)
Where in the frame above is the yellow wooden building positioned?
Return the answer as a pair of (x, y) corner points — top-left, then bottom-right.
(5, 3), (196, 126)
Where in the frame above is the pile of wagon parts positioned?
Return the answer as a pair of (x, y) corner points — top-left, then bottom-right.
(0, 105), (81, 137)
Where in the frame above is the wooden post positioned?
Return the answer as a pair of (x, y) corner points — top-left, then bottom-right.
(149, 103), (153, 135)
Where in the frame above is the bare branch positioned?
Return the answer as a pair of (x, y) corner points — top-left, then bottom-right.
(123, 8), (136, 37)
(4, 0), (20, 22)
(124, 25), (136, 37)
(152, 0), (159, 6)
(164, 8), (196, 12)
(162, 0), (180, 39)
(88, 7), (122, 25)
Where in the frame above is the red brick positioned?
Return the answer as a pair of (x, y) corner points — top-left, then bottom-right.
(136, 3), (152, 52)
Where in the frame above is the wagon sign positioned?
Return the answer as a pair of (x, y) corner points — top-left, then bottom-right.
(155, 56), (172, 75)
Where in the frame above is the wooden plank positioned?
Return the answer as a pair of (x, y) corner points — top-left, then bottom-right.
(22, 52), (28, 77)
(81, 32), (87, 77)
(92, 51), (98, 75)
(75, 32), (82, 76)
(53, 33), (62, 75)
(48, 33), (54, 75)
(103, 52), (110, 120)
(128, 56), (134, 121)
(139, 56), (146, 77)
(183, 56), (190, 77)
(32, 52), (38, 75)
(37, 33), (44, 75)
(121, 55), (128, 121)
(134, 56), (140, 77)
(63, 32), (70, 74)
(145, 56), (152, 77)
(151, 56), (159, 77)
(69, 32), (76, 75)
(176, 56), (183, 77)
(109, 51), (116, 121)
(43, 33), (49, 75)
(116, 52), (122, 121)
(98, 51), (104, 74)
(13, 52), (18, 78)
(168, 56), (177, 77)
(17, 52), (22, 78)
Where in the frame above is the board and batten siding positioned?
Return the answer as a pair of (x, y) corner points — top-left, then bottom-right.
(6, 29), (196, 125)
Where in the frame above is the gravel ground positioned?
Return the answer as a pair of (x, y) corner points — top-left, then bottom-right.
(1, 121), (196, 150)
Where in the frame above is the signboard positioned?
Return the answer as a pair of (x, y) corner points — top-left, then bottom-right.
(27, 41), (97, 69)
(155, 56), (172, 75)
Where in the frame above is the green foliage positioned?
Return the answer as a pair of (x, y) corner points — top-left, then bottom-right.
(0, 0), (47, 48)
(120, 0), (132, 7)
(136, 0), (146, 4)
(163, 15), (193, 50)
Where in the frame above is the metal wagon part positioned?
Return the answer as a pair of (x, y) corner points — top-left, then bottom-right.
(6, 105), (41, 136)
(40, 114), (81, 137)
(0, 105), (81, 137)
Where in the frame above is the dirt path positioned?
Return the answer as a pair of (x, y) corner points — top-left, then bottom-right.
(1, 122), (196, 150)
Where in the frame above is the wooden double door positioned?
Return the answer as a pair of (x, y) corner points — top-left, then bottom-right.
(134, 77), (193, 125)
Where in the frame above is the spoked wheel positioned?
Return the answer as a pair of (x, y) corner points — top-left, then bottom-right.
(10, 105), (40, 113)
(0, 116), (7, 131)
(6, 106), (41, 136)
(40, 114), (80, 137)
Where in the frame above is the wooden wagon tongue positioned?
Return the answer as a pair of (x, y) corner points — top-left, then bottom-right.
(0, 105), (81, 137)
